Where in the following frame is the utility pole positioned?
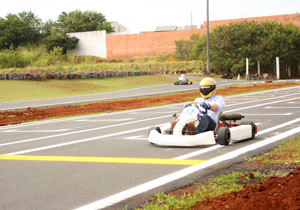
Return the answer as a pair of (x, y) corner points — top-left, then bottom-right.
(206, 0), (210, 74)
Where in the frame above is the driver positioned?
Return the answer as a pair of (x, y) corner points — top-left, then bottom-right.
(179, 74), (186, 82)
(191, 77), (225, 133)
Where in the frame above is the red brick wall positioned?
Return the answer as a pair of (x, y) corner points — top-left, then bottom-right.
(106, 29), (206, 58)
(106, 13), (300, 58)
(203, 13), (300, 31)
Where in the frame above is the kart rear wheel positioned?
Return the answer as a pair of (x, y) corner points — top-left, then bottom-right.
(218, 127), (231, 145)
(241, 121), (256, 139)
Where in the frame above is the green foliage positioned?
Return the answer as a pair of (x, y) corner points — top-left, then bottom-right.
(0, 49), (29, 68)
(189, 21), (300, 75)
(56, 10), (114, 33)
(32, 47), (66, 66)
(175, 34), (201, 61)
(138, 171), (269, 210)
(0, 11), (42, 50)
(43, 34), (79, 53)
(251, 136), (300, 165)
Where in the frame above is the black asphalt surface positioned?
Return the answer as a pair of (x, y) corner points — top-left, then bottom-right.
(0, 78), (261, 111)
(0, 79), (299, 210)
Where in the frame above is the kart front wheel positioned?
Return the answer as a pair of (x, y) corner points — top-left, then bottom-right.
(218, 127), (231, 145)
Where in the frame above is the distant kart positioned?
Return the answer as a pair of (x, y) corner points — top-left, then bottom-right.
(174, 79), (193, 85)
(148, 104), (257, 147)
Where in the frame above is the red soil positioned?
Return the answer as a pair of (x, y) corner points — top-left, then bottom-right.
(0, 82), (297, 126)
(191, 167), (300, 210)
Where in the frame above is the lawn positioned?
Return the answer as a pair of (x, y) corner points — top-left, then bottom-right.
(0, 75), (177, 102)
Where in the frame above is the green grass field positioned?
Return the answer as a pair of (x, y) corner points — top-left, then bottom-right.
(0, 75), (177, 102)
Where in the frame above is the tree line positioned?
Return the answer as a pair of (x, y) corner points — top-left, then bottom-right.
(175, 21), (300, 77)
(0, 10), (114, 53)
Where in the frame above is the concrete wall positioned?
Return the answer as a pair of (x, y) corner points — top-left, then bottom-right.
(67, 30), (107, 58)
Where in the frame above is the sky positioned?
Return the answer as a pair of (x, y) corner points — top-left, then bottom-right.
(0, 0), (299, 34)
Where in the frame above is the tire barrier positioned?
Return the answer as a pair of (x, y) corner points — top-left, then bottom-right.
(0, 71), (163, 81)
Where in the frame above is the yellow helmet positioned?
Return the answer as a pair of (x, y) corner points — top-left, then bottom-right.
(199, 77), (216, 98)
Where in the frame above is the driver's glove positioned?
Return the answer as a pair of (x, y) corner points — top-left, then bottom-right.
(201, 102), (211, 110)
(184, 102), (192, 108)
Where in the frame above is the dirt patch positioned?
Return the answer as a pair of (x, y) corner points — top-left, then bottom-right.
(189, 161), (300, 210)
(0, 82), (298, 126)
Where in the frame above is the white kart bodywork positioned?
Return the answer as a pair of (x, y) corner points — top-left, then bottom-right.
(148, 105), (256, 147)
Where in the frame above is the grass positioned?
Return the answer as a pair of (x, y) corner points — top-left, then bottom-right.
(0, 75), (177, 102)
(251, 136), (300, 164)
(137, 136), (300, 210)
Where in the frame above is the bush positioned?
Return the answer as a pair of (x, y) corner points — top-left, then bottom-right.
(43, 34), (79, 54)
(0, 49), (29, 68)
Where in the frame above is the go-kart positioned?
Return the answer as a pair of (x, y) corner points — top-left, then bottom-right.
(148, 104), (257, 147)
(174, 79), (193, 85)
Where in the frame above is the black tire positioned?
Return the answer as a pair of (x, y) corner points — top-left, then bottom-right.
(147, 126), (161, 137)
(241, 121), (256, 139)
(218, 127), (231, 145)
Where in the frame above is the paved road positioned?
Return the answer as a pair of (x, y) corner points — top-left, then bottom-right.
(0, 78), (260, 111)
(0, 85), (300, 210)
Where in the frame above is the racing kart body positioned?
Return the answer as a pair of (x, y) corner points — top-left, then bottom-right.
(148, 104), (257, 147)
(174, 79), (193, 85)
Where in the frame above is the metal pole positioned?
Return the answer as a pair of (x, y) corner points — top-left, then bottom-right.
(206, 0), (210, 74)
(246, 58), (249, 76)
(276, 57), (280, 80)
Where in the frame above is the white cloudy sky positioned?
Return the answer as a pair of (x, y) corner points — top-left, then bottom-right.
(0, 0), (299, 33)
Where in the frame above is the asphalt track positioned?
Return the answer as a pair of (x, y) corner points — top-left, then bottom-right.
(0, 78), (260, 111)
(0, 81), (300, 210)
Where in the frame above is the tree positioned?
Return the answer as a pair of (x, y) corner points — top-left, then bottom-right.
(43, 34), (79, 53)
(56, 10), (114, 33)
(0, 11), (42, 49)
(190, 21), (300, 75)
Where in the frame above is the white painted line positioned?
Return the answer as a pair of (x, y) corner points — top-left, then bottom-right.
(243, 113), (292, 116)
(0, 87), (299, 132)
(0, 86), (298, 132)
(256, 118), (300, 136)
(76, 118), (134, 122)
(173, 145), (223, 160)
(173, 118), (300, 160)
(129, 111), (176, 114)
(125, 136), (147, 141)
(264, 106), (300, 109)
(2, 129), (70, 133)
(225, 96), (300, 113)
(74, 126), (300, 210)
(5, 126), (151, 155)
(0, 115), (170, 147)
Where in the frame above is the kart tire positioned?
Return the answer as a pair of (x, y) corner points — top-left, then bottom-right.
(241, 121), (256, 139)
(218, 127), (231, 145)
(174, 81), (179, 85)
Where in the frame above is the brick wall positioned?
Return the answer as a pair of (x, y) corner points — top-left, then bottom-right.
(203, 13), (300, 30)
(106, 13), (300, 58)
(106, 29), (206, 58)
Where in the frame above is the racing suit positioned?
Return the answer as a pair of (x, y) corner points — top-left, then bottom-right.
(194, 95), (225, 133)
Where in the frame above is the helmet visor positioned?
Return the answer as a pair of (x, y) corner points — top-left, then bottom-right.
(199, 85), (216, 96)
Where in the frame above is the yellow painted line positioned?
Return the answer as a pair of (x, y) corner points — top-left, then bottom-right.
(0, 155), (207, 165)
